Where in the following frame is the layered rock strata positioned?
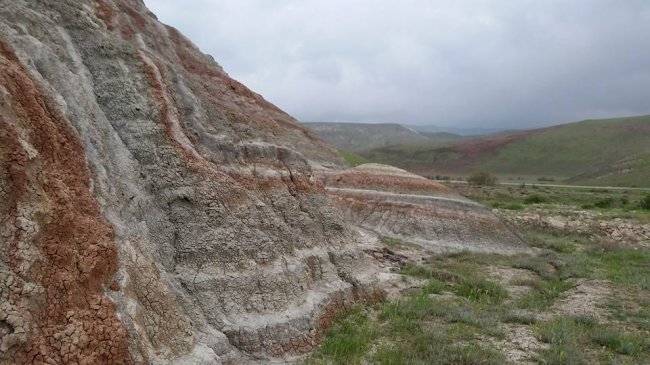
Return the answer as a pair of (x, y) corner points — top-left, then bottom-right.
(0, 1), (376, 364)
(320, 164), (528, 254)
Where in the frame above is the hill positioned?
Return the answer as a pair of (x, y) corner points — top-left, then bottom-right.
(304, 122), (428, 151)
(406, 124), (511, 136)
(303, 122), (463, 152)
(360, 115), (650, 187)
(319, 164), (527, 253)
(419, 131), (467, 141)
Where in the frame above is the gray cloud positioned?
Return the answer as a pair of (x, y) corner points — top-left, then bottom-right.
(145, 0), (650, 128)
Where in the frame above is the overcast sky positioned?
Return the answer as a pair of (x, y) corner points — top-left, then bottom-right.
(145, 1), (650, 129)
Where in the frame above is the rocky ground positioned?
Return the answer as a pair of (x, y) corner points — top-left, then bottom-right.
(498, 207), (650, 249)
(459, 183), (650, 249)
(307, 184), (650, 364)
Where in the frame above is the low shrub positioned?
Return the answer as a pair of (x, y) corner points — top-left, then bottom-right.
(524, 194), (547, 204)
(538, 176), (555, 182)
(594, 198), (614, 208)
(467, 171), (498, 186)
(501, 312), (537, 325)
(640, 194), (650, 210)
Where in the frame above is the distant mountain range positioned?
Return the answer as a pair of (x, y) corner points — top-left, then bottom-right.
(303, 122), (466, 152)
(304, 116), (650, 187)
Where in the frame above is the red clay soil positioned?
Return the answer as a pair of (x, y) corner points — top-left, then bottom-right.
(139, 51), (204, 164)
(329, 194), (494, 224)
(625, 123), (650, 134)
(94, 0), (118, 31)
(0, 40), (130, 364)
(448, 130), (535, 167)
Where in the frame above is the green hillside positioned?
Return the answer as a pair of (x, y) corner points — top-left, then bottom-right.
(360, 115), (650, 187)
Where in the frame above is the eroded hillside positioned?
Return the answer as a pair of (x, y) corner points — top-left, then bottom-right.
(0, 1), (530, 364)
(0, 1), (373, 363)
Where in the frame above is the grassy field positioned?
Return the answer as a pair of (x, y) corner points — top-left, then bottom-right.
(459, 183), (650, 214)
(358, 115), (650, 187)
(306, 186), (650, 364)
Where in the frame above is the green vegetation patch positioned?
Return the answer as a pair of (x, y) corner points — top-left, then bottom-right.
(339, 150), (369, 167)
(593, 249), (650, 290)
(592, 328), (649, 356)
(535, 315), (650, 364)
(377, 291), (507, 361)
(522, 228), (580, 253)
(490, 201), (524, 210)
(453, 277), (509, 305)
(372, 341), (507, 365)
(517, 279), (573, 310)
(306, 307), (377, 364)
(641, 194), (650, 210)
(523, 194), (547, 204)
(606, 294), (650, 331)
(535, 315), (597, 365)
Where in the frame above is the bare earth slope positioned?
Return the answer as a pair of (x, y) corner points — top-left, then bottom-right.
(0, 1), (375, 364)
(320, 164), (528, 254)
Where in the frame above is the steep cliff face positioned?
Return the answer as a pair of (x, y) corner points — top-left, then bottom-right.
(321, 164), (528, 254)
(0, 1), (374, 364)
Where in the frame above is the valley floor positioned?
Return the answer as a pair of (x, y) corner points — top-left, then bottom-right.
(305, 185), (650, 365)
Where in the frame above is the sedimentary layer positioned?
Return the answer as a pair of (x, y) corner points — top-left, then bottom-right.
(0, 1), (375, 364)
(321, 164), (528, 253)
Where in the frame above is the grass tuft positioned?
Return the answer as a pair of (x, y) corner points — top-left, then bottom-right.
(454, 278), (509, 305)
(535, 316), (596, 365)
(517, 279), (573, 310)
(640, 194), (650, 210)
(307, 307), (377, 364)
(501, 312), (538, 325)
(592, 329), (648, 356)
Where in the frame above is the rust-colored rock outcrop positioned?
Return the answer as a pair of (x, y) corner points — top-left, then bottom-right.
(0, 40), (130, 364)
